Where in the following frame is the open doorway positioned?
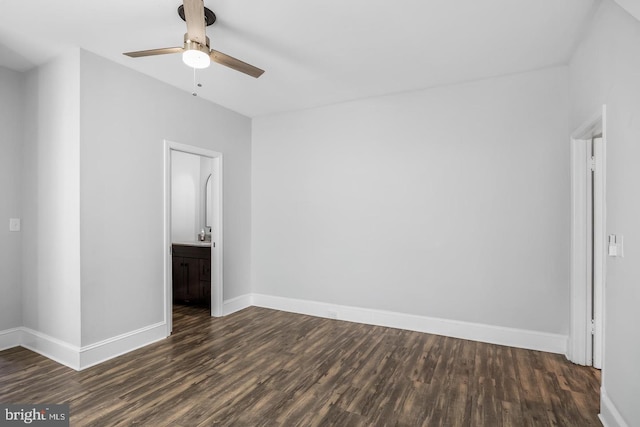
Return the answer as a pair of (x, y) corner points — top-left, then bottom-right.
(164, 140), (223, 334)
(569, 106), (606, 368)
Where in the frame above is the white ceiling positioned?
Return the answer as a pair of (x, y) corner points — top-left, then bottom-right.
(0, 0), (600, 117)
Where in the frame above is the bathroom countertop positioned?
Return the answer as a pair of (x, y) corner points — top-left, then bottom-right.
(172, 241), (212, 247)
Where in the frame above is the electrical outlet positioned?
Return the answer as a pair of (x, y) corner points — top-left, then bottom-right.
(9, 218), (20, 232)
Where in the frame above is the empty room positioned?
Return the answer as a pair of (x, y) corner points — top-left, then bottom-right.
(1, 0), (639, 425)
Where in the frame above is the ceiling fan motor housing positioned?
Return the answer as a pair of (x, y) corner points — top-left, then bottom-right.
(183, 34), (211, 68)
(184, 33), (211, 52)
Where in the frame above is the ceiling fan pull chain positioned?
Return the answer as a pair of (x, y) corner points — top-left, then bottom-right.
(191, 67), (204, 97)
(192, 67), (197, 96)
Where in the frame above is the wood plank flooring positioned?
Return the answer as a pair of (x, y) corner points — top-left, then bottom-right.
(0, 305), (601, 426)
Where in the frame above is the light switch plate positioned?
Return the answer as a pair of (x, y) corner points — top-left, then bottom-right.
(608, 234), (624, 257)
(9, 218), (20, 232)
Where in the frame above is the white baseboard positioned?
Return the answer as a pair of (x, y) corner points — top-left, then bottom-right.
(3, 322), (167, 371)
(21, 327), (81, 370)
(599, 387), (629, 427)
(78, 321), (167, 370)
(3, 294), (253, 371)
(252, 294), (567, 354)
(0, 328), (22, 351)
(223, 294), (253, 315)
(4, 293), (567, 371)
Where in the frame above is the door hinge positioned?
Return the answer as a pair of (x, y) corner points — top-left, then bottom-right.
(590, 319), (595, 335)
(589, 156), (596, 172)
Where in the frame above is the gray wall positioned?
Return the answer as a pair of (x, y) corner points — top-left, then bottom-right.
(0, 66), (24, 331)
(22, 50), (82, 346)
(569, 1), (640, 425)
(252, 66), (570, 334)
(79, 50), (252, 345)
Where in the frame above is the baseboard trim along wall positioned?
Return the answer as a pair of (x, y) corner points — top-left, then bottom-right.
(599, 387), (629, 427)
(223, 294), (254, 316)
(250, 293), (568, 354)
(0, 328), (22, 352)
(0, 322), (167, 371)
(21, 327), (81, 370)
(1, 293), (567, 370)
(78, 321), (167, 370)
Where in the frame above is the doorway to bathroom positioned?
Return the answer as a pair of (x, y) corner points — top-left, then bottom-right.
(164, 140), (223, 334)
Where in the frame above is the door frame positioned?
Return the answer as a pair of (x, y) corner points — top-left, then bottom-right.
(164, 140), (224, 334)
(568, 105), (606, 368)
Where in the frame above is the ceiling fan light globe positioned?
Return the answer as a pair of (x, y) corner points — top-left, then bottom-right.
(182, 49), (210, 69)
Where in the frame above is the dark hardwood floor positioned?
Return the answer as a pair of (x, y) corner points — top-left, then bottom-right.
(0, 305), (601, 426)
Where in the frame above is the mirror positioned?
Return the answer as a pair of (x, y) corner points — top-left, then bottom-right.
(205, 174), (213, 229)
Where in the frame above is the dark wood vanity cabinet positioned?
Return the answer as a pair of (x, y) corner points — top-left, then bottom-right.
(172, 244), (211, 307)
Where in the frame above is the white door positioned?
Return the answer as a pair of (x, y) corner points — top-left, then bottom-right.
(592, 136), (604, 369)
(583, 135), (604, 369)
(569, 107), (606, 369)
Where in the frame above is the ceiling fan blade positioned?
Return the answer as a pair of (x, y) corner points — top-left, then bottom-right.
(124, 47), (184, 58)
(210, 50), (265, 78)
(183, 0), (207, 45)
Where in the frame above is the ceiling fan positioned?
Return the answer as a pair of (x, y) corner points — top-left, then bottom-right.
(123, 0), (264, 78)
